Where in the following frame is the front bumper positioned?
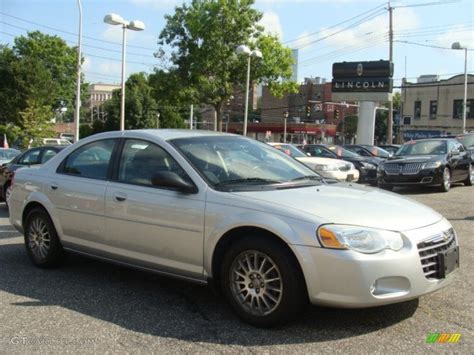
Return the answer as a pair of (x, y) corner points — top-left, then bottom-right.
(377, 168), (443, 186)
(293, 219), (458, 308)
(318, 169), (360, 182)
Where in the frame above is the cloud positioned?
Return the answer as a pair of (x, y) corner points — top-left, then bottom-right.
(293, 32), (314, 51)
(99, 62), (122, 77)
(129, 0), (180, 9)
(82, 57), (92, 71)
(301, 7), (418, 50)
(259, 11), (283, 39)
(435, 26), (474, 56)
(101, 26), (137, 43)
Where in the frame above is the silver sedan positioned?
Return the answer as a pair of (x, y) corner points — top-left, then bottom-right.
(8, 130), (459, 327)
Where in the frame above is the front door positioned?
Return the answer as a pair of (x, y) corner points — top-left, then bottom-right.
(104, 139), (205, 279)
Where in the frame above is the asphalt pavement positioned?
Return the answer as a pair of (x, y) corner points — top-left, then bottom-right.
(0, 184), (472, 353)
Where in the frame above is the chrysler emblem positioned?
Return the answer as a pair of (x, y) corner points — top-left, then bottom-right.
(357, 63), (363, 76)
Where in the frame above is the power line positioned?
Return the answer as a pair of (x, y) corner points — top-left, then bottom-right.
(394, 40), (474, 51)
(284, 3), (386, 45)
(0, 30), (158, 66)
(0, 20), (153, 58)
(0, 11), (157, 51)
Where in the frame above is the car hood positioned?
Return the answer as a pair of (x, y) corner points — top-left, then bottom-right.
(233, 183), (442, 232)
(387, 155), (442, 163)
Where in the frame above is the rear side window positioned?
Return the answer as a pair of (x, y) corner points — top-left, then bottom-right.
(59, 140), (116, 180)
(41, 148), (59, 163)
(19, 149), (41, 165)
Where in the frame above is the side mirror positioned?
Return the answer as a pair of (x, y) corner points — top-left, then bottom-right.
(151, 171), (197, 194)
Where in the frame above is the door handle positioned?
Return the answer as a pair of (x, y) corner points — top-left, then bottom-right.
(114, 193), (127, 202)
(50, 184), (58, 190)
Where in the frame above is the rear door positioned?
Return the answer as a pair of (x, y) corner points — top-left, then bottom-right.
(48, 139), (118, 249)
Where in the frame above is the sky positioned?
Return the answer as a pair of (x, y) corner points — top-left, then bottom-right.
(1, 0), (473, 90)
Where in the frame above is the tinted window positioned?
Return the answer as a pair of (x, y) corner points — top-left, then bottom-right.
(19, 149), (41, 165)
(397, 141), (447, 156)
(60, 140), (116, 180)
(305, 146), (334, 158)
(118, 139), (189, 188)
(41, 148), (59, 163)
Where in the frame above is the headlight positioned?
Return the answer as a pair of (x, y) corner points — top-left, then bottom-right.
(361, 162), (377, 170)
(317, 224), (404, 254)
(423, 161), (442, 169)
(314, 164), (339, 171)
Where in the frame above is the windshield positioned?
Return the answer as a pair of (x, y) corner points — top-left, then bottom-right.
(361, 145), (391, 158)
(171, 136), (321, 191)
(269, 144), (307, 158)
(327, 145), (359, 158)
(0, 149), (21, 160)
(396, 140), (447, 156)
(457, 134), (474, 148)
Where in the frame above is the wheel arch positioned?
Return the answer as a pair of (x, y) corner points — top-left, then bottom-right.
(209, 226), (308, 297)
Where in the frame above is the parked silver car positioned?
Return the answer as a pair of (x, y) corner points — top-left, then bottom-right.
(9, 130), (459, 326)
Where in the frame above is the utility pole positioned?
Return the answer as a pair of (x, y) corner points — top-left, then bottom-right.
(387, 2), (394, 144)
(189, 104), (193, 130)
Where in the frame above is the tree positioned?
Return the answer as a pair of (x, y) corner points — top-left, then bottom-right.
(158, 0), (298, 131)
(0, 32), (86, 125)
(13, 99), (55, 149)
(100, 73), (164, 131)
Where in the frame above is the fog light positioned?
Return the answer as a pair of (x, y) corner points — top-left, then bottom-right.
(421, 177), (433, 183)
(370, 277), (410, 298)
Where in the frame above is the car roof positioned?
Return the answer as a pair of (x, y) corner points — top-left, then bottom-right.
(84, 129), (238, 142)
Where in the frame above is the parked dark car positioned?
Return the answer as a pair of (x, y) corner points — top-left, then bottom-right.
(302, 144), (381, 184)
(456, 133), (474, 161)
(0, 145), (66, 206)
(378, 144), (401, 156)
(377, 138), (473, 192)
(345, 144), (392, 159)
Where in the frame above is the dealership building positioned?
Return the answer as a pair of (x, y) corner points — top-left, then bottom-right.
(400, 74), (474, 140)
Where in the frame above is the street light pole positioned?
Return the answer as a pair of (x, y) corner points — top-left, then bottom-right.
(120, 24), (127, 131)
(283, 111), (289, 143)
(243, 55), (251, 137)
(74, 0), (82, 142)
(236, 45), (262, 137)
(452, 42), (469, 133)
(104, 13), (145, 132)
(462, 47), (468, 133)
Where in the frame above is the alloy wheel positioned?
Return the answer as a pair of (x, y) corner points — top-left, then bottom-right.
(5, 185), (12, 207)
(229, 251), (283, 316)
(27, 218), (51, 260)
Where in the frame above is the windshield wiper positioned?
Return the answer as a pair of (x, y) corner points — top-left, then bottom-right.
(215, 178), (280, 187)
(290, 175), (323, 182)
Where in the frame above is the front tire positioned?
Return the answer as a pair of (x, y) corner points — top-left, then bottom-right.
(24, 207), (64, 268)
(440, 167), (451, 192)
(220, 235), (307, 327)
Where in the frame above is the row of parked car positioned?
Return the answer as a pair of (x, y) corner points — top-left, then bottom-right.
(7, 129), (464, 326)
(268, 133), (474, 192)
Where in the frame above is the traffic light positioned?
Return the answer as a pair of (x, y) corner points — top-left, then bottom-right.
(306, 105), (311, 117)
(334, 109), (339, 120)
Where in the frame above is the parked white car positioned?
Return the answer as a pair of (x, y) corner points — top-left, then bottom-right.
(9, 130), (459, 327)
(268, 143), (359, 182)
(41, 138), (72, 146)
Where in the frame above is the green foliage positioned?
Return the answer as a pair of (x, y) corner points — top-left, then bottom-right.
(0, 31), (85, 126)
(158, 0), (298, 130)
(13, 99), (55, 149)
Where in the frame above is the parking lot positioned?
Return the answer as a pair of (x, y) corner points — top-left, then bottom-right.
(0, 184), (472, 353)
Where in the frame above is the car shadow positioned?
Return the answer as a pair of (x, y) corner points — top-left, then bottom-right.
(0, 237), (419, 346)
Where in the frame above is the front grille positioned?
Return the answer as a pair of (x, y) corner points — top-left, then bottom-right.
(338, 163), (352, 172)
(384, 162), (424, 175)
(417, 229), (457, 280)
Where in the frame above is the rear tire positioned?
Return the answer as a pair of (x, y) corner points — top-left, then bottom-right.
(440, 167), (451, 192)
(220, 235), (308, 327)
(24, 207), (64, 268)
(4, 182), (12, 209)
(464, 164), (473, 186)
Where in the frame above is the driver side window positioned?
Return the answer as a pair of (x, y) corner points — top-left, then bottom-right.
(118, 139), (189, 188)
